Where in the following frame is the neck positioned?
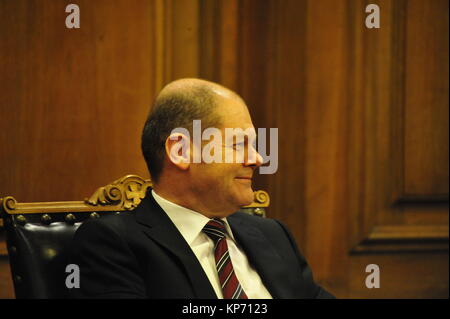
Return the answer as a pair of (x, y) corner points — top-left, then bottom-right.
(152, 179), (235, 219)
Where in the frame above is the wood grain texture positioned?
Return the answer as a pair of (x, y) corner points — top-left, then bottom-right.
(349, 253), (448, 299)
(0, 0), (153, 205)
(404, 0), (449, 196)
(0, 0), (155, 298)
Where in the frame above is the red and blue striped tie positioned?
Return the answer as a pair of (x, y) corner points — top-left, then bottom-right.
(203, 219), (248, 299)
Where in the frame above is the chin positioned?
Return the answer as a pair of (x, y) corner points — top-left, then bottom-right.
(238, 190), (254, 207)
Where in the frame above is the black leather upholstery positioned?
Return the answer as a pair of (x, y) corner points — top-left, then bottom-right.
(2, 211), (125, 298)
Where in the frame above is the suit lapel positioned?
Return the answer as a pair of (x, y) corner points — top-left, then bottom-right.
(135, 191), (217, 299)
(228, 214), (289, 299)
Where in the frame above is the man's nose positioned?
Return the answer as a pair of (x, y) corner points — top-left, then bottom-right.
(244, 147), (263, 168)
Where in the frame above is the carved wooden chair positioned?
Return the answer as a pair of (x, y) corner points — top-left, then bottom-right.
(0, 175), (269, 298)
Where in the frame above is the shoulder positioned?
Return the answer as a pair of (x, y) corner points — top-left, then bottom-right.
(73, 211), (137, 243)
(228, 212), (303, 258)
(228, 211), (288, 232)
(228, 211), (294, 242)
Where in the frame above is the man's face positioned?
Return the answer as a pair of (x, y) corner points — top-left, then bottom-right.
(188, 97), (263, 216)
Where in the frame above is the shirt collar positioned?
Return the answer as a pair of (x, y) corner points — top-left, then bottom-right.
(151, 189), (235, 245)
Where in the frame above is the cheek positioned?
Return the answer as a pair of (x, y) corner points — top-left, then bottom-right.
(194, 164), (242, 193)
(198, 164), (230, 187)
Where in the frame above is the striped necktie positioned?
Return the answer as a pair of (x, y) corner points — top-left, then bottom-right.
(202, 219), (248, 299)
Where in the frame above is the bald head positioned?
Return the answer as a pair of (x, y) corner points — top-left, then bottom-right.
(141, 78), (245, 182)
(157, 78), (242, 106)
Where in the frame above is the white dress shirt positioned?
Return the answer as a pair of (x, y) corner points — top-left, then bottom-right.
(152, 190), (272, 299)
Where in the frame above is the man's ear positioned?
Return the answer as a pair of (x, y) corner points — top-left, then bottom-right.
(165, 133), (191, 170)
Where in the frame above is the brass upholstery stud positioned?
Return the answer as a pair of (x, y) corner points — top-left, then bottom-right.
(90, 212), (100, 219)
(65, 213), (76, 224)
(41, 214), (52, 225)
(16, 215), (27, 225)
(14, 275), (22, 283)
(253, 208), (264, 217)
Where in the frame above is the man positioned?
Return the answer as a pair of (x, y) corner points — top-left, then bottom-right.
(69, 78), (334, 298)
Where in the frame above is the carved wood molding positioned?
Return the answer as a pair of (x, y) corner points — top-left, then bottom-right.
(0, 174), (270, 216)
(367, 225), (449, 241)
(85, 175), (152, 210)
(244, 190), (270, 208)
(351, 224), (449, 253)
(347, 0), (449, 253)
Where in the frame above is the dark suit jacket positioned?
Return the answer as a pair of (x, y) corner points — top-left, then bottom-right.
(68, 191), (334, 299)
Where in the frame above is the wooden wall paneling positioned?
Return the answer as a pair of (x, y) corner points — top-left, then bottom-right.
(153, 0), (168, 94)
(301, 0), (352, 297)
(349, 0), (449, 253)
(301, 0), (450, 297)
(271, 0), (310, 259)
(400, 0), (449, 248)
(151, 0), (203, 91)
(0, 0), (156, 298)
(349, 252), (449, 298)
(346, 0), (368, 260)
(269, 0), (309, 253)
(199, 0), (239, 90)
(165, 0), (201, 81)
(403, 0), (449, 197)
(354, 0), (403, 246)
(0, 0), (154, 203)
(199, 0), (219, 82)
(346, 0), (448, 298)
(216, 0), (239, 90)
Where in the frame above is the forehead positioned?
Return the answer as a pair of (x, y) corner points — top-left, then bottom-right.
(215, 96), (254, 130)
